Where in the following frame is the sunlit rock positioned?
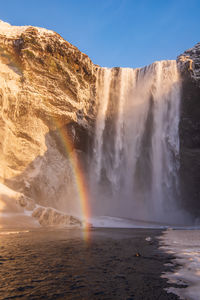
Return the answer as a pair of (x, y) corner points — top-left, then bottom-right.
(0, 20), (96, 219)
(178, 42), (200, 84)
(32, 206), (82, 227)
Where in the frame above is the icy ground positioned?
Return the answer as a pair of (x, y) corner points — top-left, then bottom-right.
(160, 229), (200, 300)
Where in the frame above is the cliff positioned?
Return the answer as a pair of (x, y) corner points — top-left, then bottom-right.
(0, 20), (97, 224)
(177, 42), (200, 215)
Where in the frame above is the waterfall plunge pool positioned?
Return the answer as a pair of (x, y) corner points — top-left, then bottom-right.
(0, 227), (181, 300)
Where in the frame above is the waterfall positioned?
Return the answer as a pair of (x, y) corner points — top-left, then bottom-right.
(90, 60), (182, 223)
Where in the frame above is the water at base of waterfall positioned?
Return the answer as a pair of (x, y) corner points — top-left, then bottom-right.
(0, 228), (180, 300)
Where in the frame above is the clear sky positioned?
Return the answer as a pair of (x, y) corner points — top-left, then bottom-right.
(0, 0), (200, 68)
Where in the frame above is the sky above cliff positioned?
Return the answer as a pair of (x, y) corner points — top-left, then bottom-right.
(0, 0), (200, 68)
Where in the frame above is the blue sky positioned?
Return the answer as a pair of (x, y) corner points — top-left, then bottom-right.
(0, 0), (200, 68)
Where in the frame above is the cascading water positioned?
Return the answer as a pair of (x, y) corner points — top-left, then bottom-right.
(90, 60), (183, 224)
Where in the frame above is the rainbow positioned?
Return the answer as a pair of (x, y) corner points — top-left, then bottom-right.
(52, 118), (91, 241)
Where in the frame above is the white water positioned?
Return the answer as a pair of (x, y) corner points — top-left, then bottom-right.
(91, 60), (185, 224)
(93, 68), (112, 180)
(160, 229), (200, 300)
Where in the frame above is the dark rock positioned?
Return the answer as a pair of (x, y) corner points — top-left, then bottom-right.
(177, 42), (200, 215)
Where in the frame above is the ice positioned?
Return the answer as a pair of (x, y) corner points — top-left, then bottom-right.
(160, 229), (200, 300)
(0, 182), (38, 229)
(0, 182), (82, 229)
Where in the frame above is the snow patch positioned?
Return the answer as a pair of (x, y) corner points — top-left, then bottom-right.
(0, 182), (82, 229)
(0, 19), (54, 38)
(160, 229), (200, 300)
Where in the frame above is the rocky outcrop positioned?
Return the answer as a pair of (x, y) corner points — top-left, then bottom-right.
(32, 206), (82, 227)
(0, 182), (82, 228)
(0, 20), (97, 220)
(178, 43), (200, 84)
(177, 43), (200, 215)
(0, 182), (35, 213)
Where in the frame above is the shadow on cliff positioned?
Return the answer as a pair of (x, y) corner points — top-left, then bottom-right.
(179, 77), (200, 217)
(4, 121), (93, 214)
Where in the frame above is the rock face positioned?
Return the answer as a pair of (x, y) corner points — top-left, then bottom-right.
(0, 20), (97, 219)
(177, 43), (200, 215)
